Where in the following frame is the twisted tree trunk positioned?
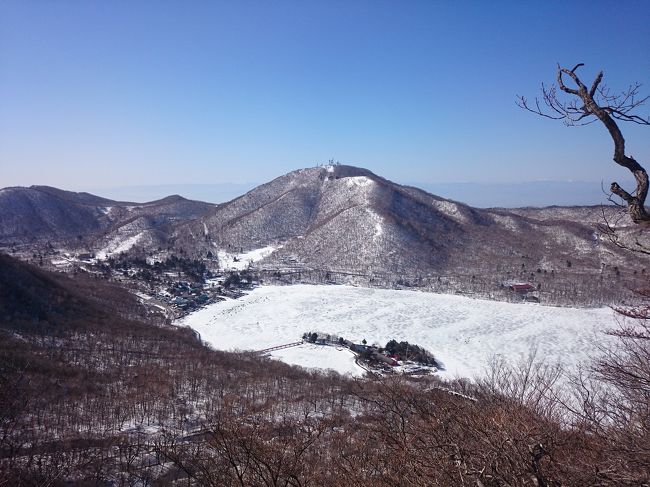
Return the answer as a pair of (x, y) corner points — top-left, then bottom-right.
(557, 65), (650, 223)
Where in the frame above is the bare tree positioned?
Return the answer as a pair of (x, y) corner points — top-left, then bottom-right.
(518, 63), (650, 223)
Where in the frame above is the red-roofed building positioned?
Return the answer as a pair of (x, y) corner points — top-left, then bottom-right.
(509, 283), (536, 293)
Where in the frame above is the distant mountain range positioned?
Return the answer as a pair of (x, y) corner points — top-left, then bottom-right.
(1, 165), (647, 303)
(416, 180), (626, 208)
(87, 183), (256, 206)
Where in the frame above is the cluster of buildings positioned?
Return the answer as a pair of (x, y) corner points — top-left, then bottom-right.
(303, 332), (434, 371)
(163, 272), (258, 313)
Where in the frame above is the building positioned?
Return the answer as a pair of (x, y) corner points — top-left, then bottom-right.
(509, 283), (536, 293)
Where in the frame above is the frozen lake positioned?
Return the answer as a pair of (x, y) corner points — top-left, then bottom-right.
(178, 284), (617, 379)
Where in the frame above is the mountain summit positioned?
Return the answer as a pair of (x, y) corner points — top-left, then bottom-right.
(172, 165), (633, 281)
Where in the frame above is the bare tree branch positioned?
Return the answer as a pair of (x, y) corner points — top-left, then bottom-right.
(519, 64), (650, 223)
(589, 71), (603, 98)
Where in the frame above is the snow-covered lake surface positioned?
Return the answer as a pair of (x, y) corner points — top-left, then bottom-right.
(272, 343), (365, 377)
(178, 284), (617, 380)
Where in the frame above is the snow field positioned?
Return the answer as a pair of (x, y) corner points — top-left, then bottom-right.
(216, 246), (279, 271)
(271, 344), (365, 377)
(96, 232), (143, 260)
(346, 176), (374, 188)
(178, 284), (618, 379)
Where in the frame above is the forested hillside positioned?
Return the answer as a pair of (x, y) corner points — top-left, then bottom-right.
(1, 253), (648, 485)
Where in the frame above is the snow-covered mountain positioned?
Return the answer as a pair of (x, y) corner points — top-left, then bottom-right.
(172, 165), (641, 281)
(2, 166), (646, 300)
(0, 185), (214, 247)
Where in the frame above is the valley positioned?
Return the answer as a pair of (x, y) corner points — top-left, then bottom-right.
(3, 5), (649, 482)
(1, 165), (648, 485)
(0, 166), (641, 378)
(3, 165), (649, 308)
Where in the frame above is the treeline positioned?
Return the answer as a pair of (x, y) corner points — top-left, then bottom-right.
(0, 253), (648, 485)
(258, 267), (642, 307)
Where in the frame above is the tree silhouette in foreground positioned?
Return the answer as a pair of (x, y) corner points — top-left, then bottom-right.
(519, 64), (650, 483)
(518, 63), (650, 223)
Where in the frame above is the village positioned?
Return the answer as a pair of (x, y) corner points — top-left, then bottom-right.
(34, 248), (263, 318)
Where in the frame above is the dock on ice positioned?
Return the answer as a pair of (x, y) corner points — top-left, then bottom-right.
(255, 341), (304, 354)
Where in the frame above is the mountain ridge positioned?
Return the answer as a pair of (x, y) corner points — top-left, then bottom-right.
(166, 165), (639, 287)
(1, 165), (645, 305)
(0, 185), (215, 245)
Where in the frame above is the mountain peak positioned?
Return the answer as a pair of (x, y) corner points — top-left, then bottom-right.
(169, 163), (638, 291)
(323, 164), (377, 180)
(29, 185), (119, 206)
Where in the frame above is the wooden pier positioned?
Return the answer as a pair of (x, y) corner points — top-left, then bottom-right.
(256, 341), (304, 354)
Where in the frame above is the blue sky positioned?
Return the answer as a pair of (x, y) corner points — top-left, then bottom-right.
(1, 1), (649, 202)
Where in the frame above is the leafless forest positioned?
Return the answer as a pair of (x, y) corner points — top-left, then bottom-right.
(1, 253), (648, 486)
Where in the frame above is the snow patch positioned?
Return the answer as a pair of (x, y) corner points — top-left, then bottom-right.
(432, 200), (468, 223)
(145, 256), (161, 265)
(217, 245), (279, 271)
(133, 291), (153, 303)
(491, 213), (520, 231)
(346, 176), (373, 188)
(96, 233), (143, 260)
(269, 343), (365, 377)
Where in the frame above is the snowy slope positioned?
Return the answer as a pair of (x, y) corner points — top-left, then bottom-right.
(217, 245), (280, 271)
(0, 185), (214, 246)
(171, 165), (648, 306)
(95, 232), (144, 260)
(178, 284), (617, 379)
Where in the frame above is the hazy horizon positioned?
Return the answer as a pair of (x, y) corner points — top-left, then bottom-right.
(3, 176), (624, 209)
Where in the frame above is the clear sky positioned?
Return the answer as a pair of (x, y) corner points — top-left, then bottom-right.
(1, 1), (649, 198)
